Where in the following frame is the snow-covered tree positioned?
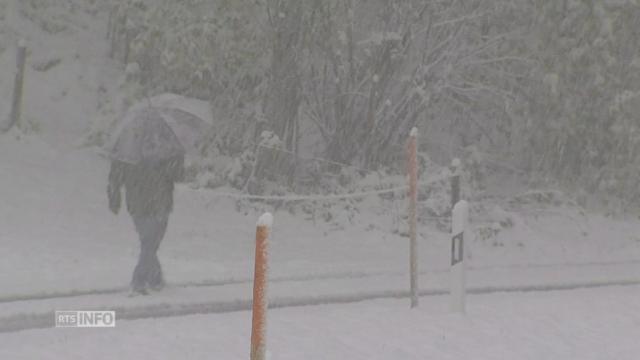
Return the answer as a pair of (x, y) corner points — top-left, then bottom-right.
(300, 0), (532, 170)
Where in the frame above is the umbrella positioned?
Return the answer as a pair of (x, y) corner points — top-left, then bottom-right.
(107, 94), (213, 164)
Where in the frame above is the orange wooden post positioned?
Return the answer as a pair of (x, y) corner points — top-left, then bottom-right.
(251, 213), (272, 360)
(408, 127), (419, 308)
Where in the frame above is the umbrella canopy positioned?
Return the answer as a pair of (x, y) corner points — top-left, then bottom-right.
(107, 108), (185, 164)
(128, 93), (214, 127)
(107, 94), (214, 164)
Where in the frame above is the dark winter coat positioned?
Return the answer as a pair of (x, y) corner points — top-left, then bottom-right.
(108, 156), (184, 216)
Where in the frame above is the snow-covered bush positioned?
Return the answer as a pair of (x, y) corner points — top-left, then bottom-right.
(508, 190), (577, 209)
(472, 204), (516, 244)
(226, 148), (255, 191)
(110, 0), (268, 104)
(19, 0), (68, 34)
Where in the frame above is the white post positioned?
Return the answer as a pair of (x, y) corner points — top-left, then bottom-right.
(451, 200), (469, 313)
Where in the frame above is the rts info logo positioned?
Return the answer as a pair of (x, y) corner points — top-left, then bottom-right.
(55, 311), (116, 328)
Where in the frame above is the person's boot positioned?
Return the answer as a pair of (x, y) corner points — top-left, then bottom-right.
(129, 288), (148, 297)
(148, 272), (165, 291)
(129, 283), (149, 297)
(148, 280), (165, 292)
(148, 263), (165, 292)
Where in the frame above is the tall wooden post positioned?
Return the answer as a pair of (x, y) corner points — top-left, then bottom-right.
(408, 127), (419, 308)
(5, 40), (27, 132)
(251, 213), (272, 360)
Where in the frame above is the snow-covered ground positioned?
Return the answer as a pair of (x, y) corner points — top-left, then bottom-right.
(2, 285), (640, 360)
(2, 0), (639, 301)
(2, 131), (640, 300)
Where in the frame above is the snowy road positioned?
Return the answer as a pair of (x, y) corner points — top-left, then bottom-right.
(1, 285), (639, 360)
(1, 261), (638, 333)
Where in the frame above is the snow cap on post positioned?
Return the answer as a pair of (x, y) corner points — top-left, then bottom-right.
(18, 39), (26, 48)
(257, 212), (273, 228)
(452, 200), (469, 235)
(410, 127), (418, 137)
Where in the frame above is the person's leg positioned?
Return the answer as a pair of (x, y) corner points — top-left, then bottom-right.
(131, 216), (154, 293)
(147, 214), (168, 290)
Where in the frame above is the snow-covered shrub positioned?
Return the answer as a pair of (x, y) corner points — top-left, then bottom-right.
(508, 190), (576, 208)
(475, 222), (504, 245)
(82, 62), (144, 147)
(19, 0), (68, 34)
(460, 146), (487, 192)
(226, 148), (255, 191)
(253, 131), (287, 182)
(115, 0), (268, 103)
(472, 204), (516, 244)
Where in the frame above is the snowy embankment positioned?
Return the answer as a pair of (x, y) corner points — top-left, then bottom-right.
(2, 132), (639, 303)
(2, 285), (639, 360)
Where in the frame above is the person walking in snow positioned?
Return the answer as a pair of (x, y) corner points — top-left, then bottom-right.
(107, 109), (185, 295)
(108, 155), (184, 295)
